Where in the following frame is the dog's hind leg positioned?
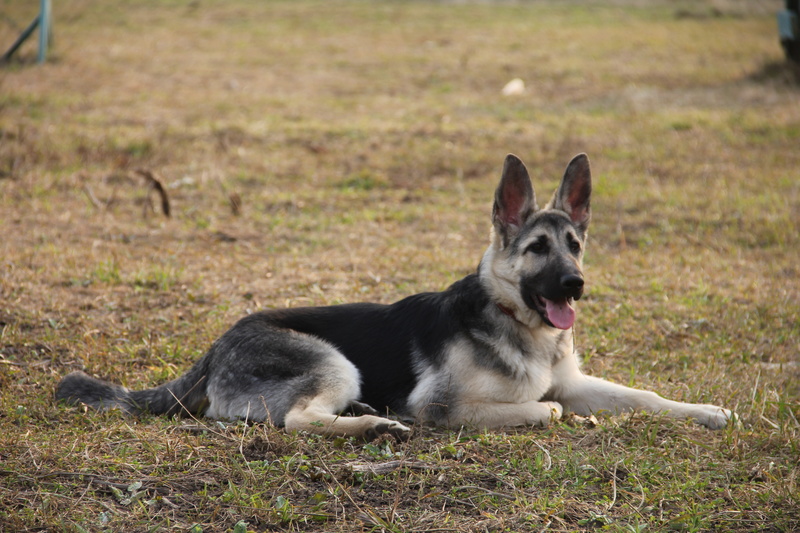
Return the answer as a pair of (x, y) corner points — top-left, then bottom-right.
(281, 349), (410, 440)
(283, 351), (410, 440)
(203, 321), (411, 439)
(285, 396), (411, 441)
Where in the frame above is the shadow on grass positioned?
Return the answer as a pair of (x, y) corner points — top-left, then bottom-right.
(748, 59), (800, 87)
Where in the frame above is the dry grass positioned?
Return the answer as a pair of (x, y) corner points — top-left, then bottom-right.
(1, 1), (798, 531)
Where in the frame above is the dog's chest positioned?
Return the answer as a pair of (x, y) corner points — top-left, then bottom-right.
(452, 329), (567, 403)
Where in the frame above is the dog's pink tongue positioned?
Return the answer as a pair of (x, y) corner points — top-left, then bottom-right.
(544, 298), (575, 330)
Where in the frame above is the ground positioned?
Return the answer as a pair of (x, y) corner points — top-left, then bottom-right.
(0, 1), (798, 532)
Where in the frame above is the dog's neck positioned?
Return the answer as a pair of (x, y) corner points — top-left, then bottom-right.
(480, 245), (534, 327)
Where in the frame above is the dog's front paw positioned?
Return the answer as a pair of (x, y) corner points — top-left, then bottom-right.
(699, 406), (737, 430)
(524, 401), (563, 426)
(545, 401), (563, 422)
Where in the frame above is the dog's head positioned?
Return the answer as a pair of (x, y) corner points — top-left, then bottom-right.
(482, 153), (592, 330)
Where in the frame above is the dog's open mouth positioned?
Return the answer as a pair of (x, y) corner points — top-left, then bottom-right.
(533, 295), (576, 330)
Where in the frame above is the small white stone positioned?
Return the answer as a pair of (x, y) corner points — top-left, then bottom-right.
(502, 78), (526, 96)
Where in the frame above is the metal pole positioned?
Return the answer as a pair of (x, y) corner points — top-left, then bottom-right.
(1, 16), (39, 63)
(38, 0), (51, 64)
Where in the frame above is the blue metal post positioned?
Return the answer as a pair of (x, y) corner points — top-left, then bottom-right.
(38, 0), (51, 64)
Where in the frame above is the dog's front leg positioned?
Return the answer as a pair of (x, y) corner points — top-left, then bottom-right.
(453, 400), (563, 429)
(557, 375), (733, 429)
(550, 357), (733, 429)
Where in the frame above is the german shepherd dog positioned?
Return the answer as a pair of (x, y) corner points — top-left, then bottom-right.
(56, 154), (734, 439)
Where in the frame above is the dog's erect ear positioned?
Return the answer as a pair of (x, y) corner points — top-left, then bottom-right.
(493, 154), (537, 245)
(552, 153), (591, 232)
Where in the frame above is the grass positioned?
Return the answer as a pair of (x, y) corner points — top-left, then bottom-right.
(1, 0), (798, 531)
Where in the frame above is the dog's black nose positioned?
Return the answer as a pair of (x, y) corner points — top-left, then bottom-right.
(560, 274), (584, 299)
(561, 274), (584, 290)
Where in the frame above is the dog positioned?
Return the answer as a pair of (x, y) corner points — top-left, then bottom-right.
(56, 153), (734, 439)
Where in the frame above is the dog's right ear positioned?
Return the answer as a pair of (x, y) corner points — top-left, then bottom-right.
(492, 154), (536, 246)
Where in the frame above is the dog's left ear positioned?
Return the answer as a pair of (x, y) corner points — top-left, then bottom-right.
(493, 154), (537, 246)
(552, 153), (591, 233)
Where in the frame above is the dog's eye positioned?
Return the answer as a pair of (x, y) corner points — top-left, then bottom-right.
(569, 239), (582, 254)
(526, 239), (547, 254)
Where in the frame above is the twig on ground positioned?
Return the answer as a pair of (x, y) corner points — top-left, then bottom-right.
(135, 169), (171, 217)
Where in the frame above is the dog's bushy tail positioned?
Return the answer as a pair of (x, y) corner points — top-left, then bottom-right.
(55, 358), (210, 417)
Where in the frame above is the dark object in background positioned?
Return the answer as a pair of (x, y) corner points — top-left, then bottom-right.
(779, 0), (800, 62)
